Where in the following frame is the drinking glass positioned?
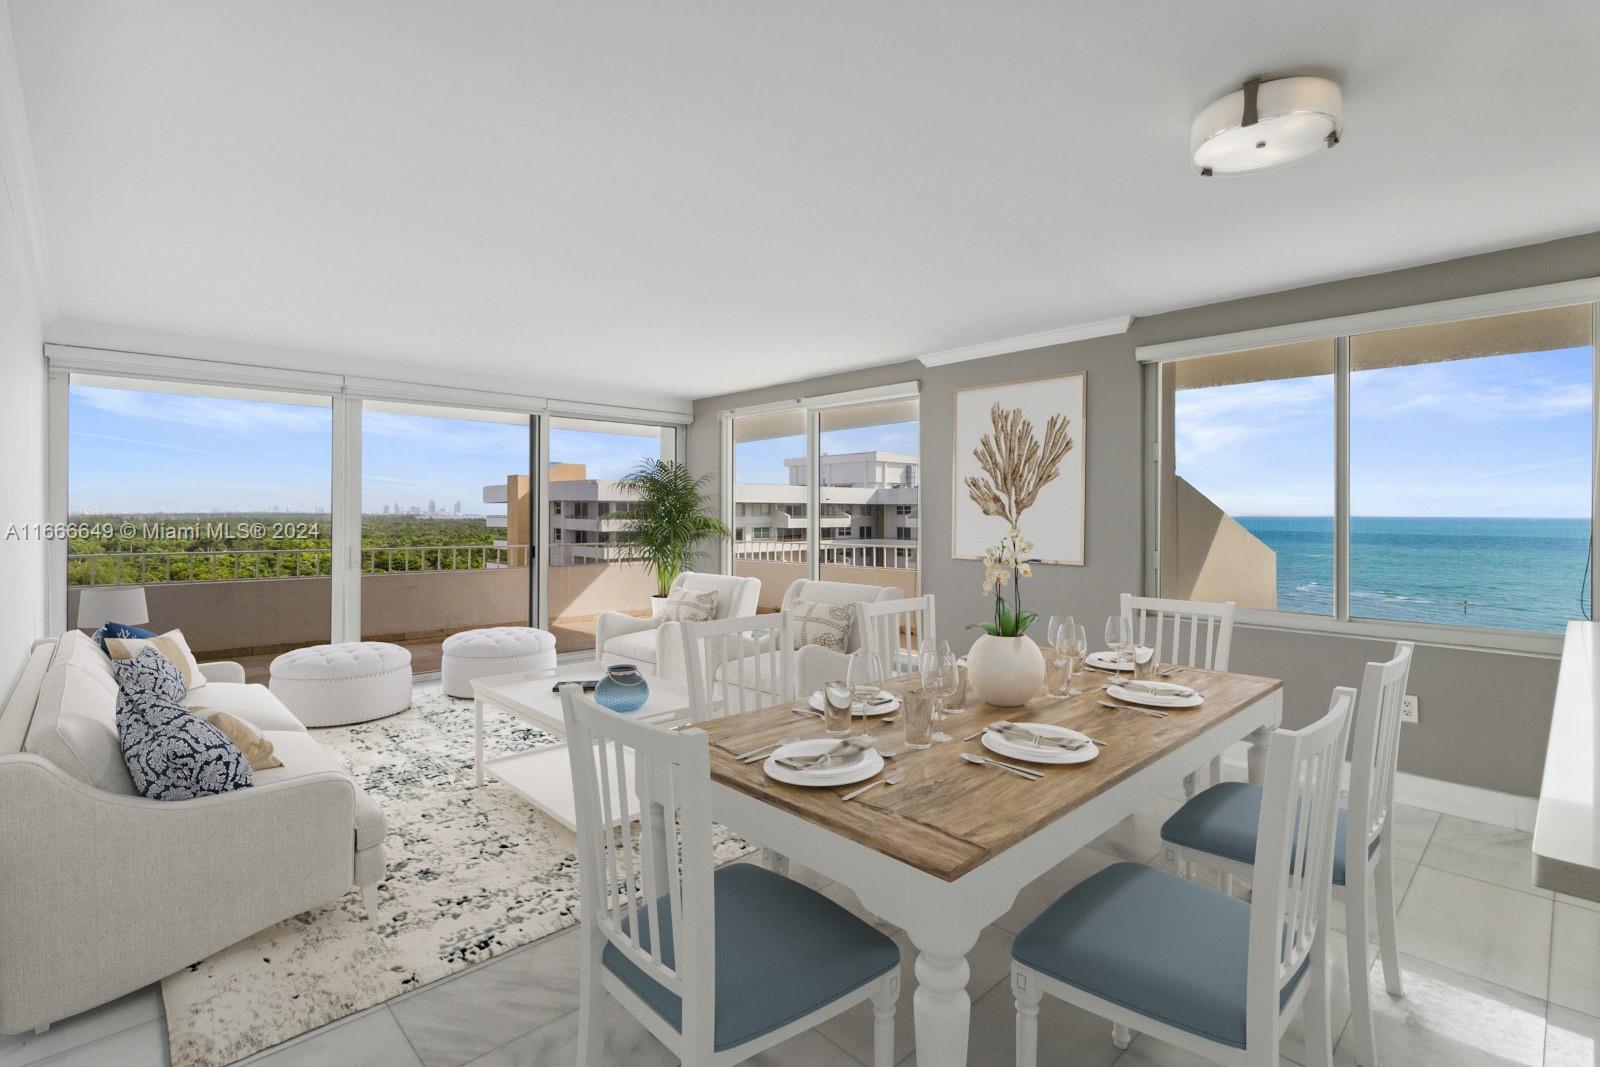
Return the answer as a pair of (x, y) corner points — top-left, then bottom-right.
(1133, 644), (1158, 682)
(1104, 615), (1130, 667)
(919, 640), (957, 743)
(823, 679), (854, 737)
(902, 689), (934, 749)
(848, 651), (884, 742)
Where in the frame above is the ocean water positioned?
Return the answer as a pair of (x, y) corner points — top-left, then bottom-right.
(1235, 516), (1592, 633)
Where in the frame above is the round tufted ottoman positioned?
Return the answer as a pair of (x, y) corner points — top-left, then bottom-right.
(440, 626), (558, 698)
(268, 641), (413, 727)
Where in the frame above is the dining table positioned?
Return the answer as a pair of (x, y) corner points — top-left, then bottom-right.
(698, 665), (1284, 1067)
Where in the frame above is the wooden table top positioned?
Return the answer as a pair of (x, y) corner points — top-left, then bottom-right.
(701, 668), (1283, 882)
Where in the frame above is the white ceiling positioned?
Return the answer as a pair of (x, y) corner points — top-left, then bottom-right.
(8, 1), (1600, 403)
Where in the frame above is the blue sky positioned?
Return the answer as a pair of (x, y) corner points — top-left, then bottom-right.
(1175, 346), (1593, 517)
(67, 386), (665, 514)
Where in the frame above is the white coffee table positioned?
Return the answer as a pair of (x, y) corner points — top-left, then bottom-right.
(470, 662), (689, 831)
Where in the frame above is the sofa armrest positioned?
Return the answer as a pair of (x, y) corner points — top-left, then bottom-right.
(594, 610), (663, 658)
(0, 754), (360, 1032)
(199, 660), (247, 684)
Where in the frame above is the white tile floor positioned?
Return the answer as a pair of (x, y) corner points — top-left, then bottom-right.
(4, 796), (1590, 1067)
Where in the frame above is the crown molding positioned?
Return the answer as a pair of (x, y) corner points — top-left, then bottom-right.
(0, 1), (53, 319)
(916, 315), (1133, 367)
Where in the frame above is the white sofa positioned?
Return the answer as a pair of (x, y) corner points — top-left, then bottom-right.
(0, 631), (385, 1034)
(594, 570), (760, 680)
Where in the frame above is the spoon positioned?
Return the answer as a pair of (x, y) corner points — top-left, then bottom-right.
(841, 772), (905, 802)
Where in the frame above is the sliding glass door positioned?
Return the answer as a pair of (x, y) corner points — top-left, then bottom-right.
(546, 416), (677, 653)
(65, 375), (335, 682)
(358, 401), (533, 670)
(724, 389), (921, 607)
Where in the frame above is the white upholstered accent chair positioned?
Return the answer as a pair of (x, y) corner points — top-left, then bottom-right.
(562, 684), (900, 1066)
(784, 579), (903, 699)
(1012, 686), (1354, 1067)
(1162, 642), (1414, 1067)
(595, 571), (761, 681)
(1120, 593), (1236, 797)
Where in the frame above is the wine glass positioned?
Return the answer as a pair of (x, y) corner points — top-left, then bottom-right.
(1068, 622), (1089, 696)
(1046, 615), (1074, 696)
(1104, 614), (1131, 669)
(848, 651), (884, 743)
(920, 639), (957, 743)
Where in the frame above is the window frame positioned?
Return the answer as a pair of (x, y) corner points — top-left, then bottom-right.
(1138, 278), (1600, 657)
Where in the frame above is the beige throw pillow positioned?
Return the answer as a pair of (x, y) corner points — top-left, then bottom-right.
(791, 599), (855, 652)
(658, 589), (717, 623)
(105, 628), (206, 690)
(204, 712), (283, 770)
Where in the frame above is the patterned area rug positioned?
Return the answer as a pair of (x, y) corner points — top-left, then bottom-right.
(161, 686), (746, 1067)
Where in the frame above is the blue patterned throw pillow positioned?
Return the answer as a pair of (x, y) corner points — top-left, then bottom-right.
(93, 620), (156, 653)
(115, 689), (252, 801)
(110, 645), (188, 705)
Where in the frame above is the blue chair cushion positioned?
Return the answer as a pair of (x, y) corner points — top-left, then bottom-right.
(93, 621), (156, 653)
(602, 862), (899, 1052)
(1160, 781), (1378, 886)
(1012, 863), (1308, 1050)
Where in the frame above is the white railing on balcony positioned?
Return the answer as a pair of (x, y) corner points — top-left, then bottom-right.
(733, 539), (919, 570)
(68, 545), (535, 585)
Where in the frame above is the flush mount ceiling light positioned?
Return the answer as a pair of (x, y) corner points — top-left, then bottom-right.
(1191, 75), (1342, 176)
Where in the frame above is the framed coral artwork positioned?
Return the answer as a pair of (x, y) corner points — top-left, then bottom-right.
(951, 371), (1086, 566)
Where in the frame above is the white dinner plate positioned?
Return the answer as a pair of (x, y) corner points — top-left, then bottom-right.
(980, 723), (1098, 765)
(1085, 650), (1134, 672)
(1106, 681), (1203, 708)
(808, 689), (902, 717)
(764, 739), (885, 787)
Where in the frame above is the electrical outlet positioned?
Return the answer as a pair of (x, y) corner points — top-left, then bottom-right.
(1401, 695), (1419, 724)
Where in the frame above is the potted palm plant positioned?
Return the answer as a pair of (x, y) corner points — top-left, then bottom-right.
(614, 459), (730, 608)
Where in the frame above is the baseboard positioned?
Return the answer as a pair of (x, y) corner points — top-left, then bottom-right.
(1219, 747), (1537, 832)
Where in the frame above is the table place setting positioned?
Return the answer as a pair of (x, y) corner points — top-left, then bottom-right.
(1103, 677), (1204, 709)
(804, 687), (901, 716)
(762, 737), (886, 788)
(971, 720), (1101, 765)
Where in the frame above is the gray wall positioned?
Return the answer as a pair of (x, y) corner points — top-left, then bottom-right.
(689, 231), (1600, 798)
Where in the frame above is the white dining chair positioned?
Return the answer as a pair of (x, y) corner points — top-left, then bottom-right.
(1120, 593), (1236, 797)
(680, 612), (795, 722)
(1161, 642), (1413, 1067)
(562, 684), (901, 1066)
(857, 595), (937, 676)
(1012, 685), (1354, 1067)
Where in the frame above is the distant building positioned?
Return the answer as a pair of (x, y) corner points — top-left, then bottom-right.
(482, 452), (918, 565)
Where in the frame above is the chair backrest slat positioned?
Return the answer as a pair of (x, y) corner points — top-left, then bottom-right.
(681, 612), (795, 720)
(1245, 685), (1355, 1049)
(563, 684), (715, 1025)
(1121, 593), (1235, 672)
(1348, 642), (1414, 853)
(858, 596), (937, 676)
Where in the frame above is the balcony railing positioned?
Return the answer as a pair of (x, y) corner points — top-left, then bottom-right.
(68, 545), (535, 585)
(734, 538), (919, 570)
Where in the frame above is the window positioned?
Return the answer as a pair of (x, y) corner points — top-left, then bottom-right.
(732, 409), (809, 586)
(819, 397), (919, 591)
(359, 401), (533, 666)
(66, 376), (336, 682)
(1155, 301), (1596, 637)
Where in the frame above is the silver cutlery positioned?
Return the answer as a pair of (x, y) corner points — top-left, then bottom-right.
(737, 735), (798, 762)
(841, 772), (905, 802)
(1096, 699), (1169, 718)
(986, 723), (1099, 750)
(960, 752), (1043, 780)
(960, 723), (1108, 746)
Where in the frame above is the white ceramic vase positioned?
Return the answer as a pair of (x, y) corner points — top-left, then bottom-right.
(649, 596), (670, 616)
(966, 634), (1046, 707)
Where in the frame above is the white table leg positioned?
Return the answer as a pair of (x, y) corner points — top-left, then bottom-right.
(905, 922), (980, 1067)
(1245, 725), (1273, 784)
(474, 696), (485, 786)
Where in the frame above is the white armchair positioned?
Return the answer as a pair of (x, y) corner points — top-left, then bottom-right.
(783, 578), (903, 697)
(594, 570), (761, 680)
